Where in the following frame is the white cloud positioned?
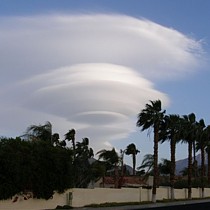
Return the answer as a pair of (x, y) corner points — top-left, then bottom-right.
(0, 14), (203, 152)
(20, 63), (168, 121)
(0, 14), (203, 83)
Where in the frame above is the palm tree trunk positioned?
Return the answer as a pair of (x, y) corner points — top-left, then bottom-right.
(72, 139), (76, 159)
(152, 125), (159, 203)
(170, 137), (176, 200)
(114, 163), (119, 188)
(133, 154), (136, 176)
(193, 140), (197, 177)
(208, 151), (210, 185)
(201, 146), (205, 198)
(188, 141), (192, 199)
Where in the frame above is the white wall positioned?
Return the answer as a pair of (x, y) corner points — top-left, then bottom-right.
(1, 187), (210, 209)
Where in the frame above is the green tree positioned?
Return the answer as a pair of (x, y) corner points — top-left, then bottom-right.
(73, 137), (94, 188)
(0, 137), (74, 200)
(159, 159), (171, 176)
(138, 155), (170, 176)
(159, 114), (182, 200)
(195, 119), (206, 197)
(205, 125), (210, 185)
(52, 133), (66, 147)
(138, 154), (154, 175)
(125, 143), (140, 175)
(65, 129), (76, 158)
(181, 113), (197, 199)
(88, 160), (106, 188)
(24, 121), (53, 143)
(97, 148), (120, 188)
(137, 100), (165, 203)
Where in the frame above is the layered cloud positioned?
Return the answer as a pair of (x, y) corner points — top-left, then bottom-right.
(0, 14), (203, 151)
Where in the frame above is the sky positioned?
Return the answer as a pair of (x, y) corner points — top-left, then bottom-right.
(0, 0), (210, 167)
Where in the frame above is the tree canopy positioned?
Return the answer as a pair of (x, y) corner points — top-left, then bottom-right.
(0, 137), (74, 200)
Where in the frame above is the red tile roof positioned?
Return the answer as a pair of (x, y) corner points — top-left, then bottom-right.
(103, 176), (147, 186)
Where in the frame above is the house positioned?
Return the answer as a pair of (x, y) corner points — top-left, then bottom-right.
(94, 176), (152, 188)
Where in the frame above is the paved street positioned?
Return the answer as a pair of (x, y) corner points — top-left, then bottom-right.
(75, 199), (210, 210)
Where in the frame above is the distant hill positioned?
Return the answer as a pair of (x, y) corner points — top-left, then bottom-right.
(89, 157), (134, 174)
(175, 157), (188, 174)
(175, 153), (207, 175)
(90, 155), (207, 176)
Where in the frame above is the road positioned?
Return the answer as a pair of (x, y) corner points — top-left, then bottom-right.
(75, 199), (210, 210)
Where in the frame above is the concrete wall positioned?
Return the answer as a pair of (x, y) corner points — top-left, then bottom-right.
(0, 191), (68, 210)
(71, 188), (140, 207)
(1, 187), (210, 209)
(174, 188), (188, 199)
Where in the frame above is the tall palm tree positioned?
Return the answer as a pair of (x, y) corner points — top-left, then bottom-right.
(125, 143), (140, 175)
(181, 113), (197, 199)
(205, 126), (210, 185)
(120, 149), (125, 175)
(195, 119), (206, 198)
(159, 114), (182, 200)
(97, 148), (120, 188)
(136, 99), (165, 203)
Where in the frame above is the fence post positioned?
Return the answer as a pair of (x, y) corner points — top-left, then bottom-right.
(66, 191), (73, 206)
(185, 188), (187, 199)
(167, 187), (170, 200)
(148, 188), (151, 201)
(139, 187), (142, 202)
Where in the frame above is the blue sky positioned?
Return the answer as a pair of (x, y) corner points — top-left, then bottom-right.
(0, 0), (210, 166)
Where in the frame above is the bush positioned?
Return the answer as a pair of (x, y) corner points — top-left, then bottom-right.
(174, 177), (210, 189)
(0, 137), (74, 200)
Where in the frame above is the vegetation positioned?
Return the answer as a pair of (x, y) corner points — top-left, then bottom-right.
(1, 99), (210, 204)
(136, 100), (210, 202)
(0, 123), (99, 200)
(97, 148), (120, 188)
(125, 143), (140, 175)
(0, 137), (74, 200)
(137, 99), (165, 203)
(159, 114), (182, 200)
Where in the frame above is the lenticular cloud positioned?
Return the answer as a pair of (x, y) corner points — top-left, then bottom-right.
(0, 14), (203, 151)
(0, 14), (203, 83)
(22, 63), (168, 125)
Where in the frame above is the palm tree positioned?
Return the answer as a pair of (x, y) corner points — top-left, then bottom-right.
(181, 113), (197, 199)
(97, 148), (120, 188)
(138, 155), (170, 176)
(52, 133), (66, 147)
(205, 126), (210, 185)
(75, 137), (94, 159)
(137, 99), (165, 203)
(159, 158), (171, 176)
(125, 143), (140, 175)
(65, 129), (76, 158)
(159, 114), (182, 200)
(195, 119), (206, 198)
(24, 121), (52, 144)
(74, 137), (94, 187)
(138, 154), (154, 175)
(120, 149), (125, 174)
